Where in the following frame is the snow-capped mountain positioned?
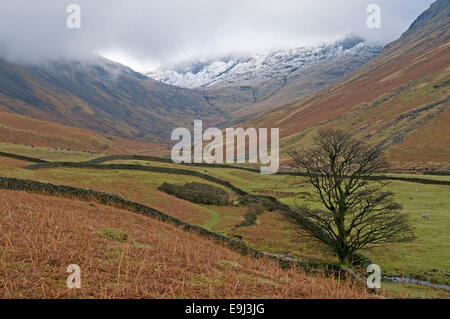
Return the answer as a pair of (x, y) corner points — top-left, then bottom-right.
(146, 36), (383, 89)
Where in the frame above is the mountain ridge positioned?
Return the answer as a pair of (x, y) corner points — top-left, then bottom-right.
(244, 0), (450, 171)
(146, 36), (382, 89)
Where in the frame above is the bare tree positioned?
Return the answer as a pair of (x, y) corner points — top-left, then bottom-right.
(287, 129), (415, 266)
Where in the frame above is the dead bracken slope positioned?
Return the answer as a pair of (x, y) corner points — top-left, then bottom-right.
(0, 189), (372, 298)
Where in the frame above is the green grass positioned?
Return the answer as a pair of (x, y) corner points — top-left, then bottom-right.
(381, 173), (450, 182)
(361, 182), (450, 283)
(381, 281), (450, 299)
(0, 142), (103, 162)
(200, 205), (222, 230)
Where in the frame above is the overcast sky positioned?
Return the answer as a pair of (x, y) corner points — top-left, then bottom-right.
(0, 0), (436, 72)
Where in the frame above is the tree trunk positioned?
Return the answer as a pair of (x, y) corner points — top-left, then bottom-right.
(338, 253), (351, 266)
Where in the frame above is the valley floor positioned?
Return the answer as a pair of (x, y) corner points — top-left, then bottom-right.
(0, 143), (449, 298)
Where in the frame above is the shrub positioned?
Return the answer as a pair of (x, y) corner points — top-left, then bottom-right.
(240, 195), (280, 211)
(97, 228), (129, 242)
(158, 182), (231, 206)
(351, 252), (372, 269)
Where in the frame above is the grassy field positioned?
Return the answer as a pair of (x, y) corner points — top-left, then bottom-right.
(381, 173), (450, 182)
(0, 144), (449, 298)
(381, 281), (450, 299)
(362, 182), (450, 282)
(0, 142), (103, 162)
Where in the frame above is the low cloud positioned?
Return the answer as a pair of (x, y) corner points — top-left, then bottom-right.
(0, 0), (436, 71)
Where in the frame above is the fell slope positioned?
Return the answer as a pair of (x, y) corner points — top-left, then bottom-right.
(246, 0), (450, 170)
(0, 57), (225, 142)
(0, 189), (370, 298)
(0, 112), (168, 155)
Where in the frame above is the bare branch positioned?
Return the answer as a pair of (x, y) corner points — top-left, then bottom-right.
(288, 129), (415, 266)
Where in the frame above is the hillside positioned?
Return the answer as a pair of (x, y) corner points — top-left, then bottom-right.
(0, 57), (226, 142)
(0, 189), (371, 298)
(0, 112), (168, 156)
(1, 146), (449, 298)
(245, 0), (450, 171)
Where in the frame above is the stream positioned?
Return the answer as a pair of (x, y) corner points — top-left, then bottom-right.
(384, 276), (450, 290)
(260, 251), (450, 291)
